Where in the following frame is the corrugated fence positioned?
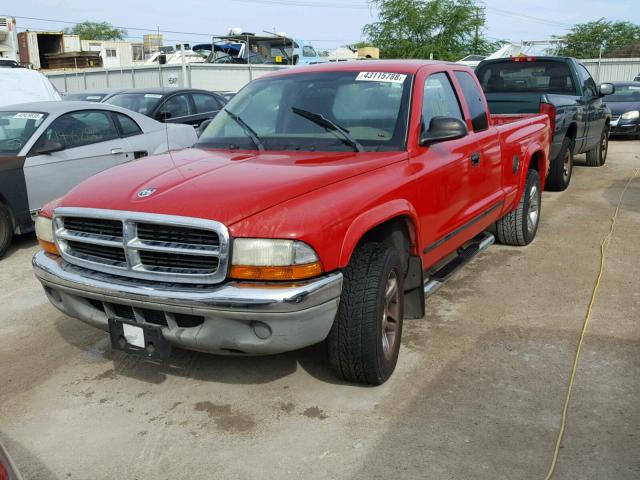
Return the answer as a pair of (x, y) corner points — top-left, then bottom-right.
(44, 63), (289, 93)
(44, 57), (640, 94)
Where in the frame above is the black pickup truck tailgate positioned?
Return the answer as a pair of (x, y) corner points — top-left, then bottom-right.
(484, 93), (543, 114)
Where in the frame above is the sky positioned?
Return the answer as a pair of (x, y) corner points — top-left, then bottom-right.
(6, 0), (640, 53)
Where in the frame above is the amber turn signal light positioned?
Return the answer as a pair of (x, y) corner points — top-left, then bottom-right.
(38, 239), (60, 256)
(229, 262), (323, 281)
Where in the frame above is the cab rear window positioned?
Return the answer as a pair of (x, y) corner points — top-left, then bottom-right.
(477, 61), (576, 95)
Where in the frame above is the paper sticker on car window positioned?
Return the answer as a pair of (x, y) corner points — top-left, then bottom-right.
(13, 112), (44, 120)
(356, 72), (407, 83)
(86, 95), (102, 100)
(144, 94), (163, 98)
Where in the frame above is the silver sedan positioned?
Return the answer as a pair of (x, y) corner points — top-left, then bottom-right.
(0, 101), (198, 256)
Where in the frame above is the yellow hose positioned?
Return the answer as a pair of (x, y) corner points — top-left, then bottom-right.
(544, 167), (640, 480)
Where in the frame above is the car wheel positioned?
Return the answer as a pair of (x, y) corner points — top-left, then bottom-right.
(495, 169), (541, 246)
(545, 137), (573, 191)
(0, 203), (14, 258)
(586, 127), (608, 166)
(327, 242), (404, 385)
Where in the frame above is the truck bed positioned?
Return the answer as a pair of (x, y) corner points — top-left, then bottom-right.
(491, 113), (546, 126)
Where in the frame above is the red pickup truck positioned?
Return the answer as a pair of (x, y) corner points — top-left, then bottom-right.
(33, 61), (550, 385)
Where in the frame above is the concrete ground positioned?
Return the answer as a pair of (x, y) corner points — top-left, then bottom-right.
(1, 141), (639, 480)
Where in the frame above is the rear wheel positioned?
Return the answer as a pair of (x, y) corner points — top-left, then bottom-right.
(327, 242), (404, 385)
(586, 127), (609, 166)
(0, 203), (13, 258)
(545, 137), (573, 191)
(495, 169), (541, 246)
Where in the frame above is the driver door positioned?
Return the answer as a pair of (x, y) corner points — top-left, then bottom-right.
(23, 110), (133, 212)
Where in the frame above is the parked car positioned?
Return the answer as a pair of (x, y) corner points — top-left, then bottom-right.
(0, 59), (20, 68)
(103, 88), (227, 129)
(33, 61), (551, 385)
(476, 56), (613, 191)
(0, 101), (197, 256)
(0, 67), (61, 108)
(0, 442), (23, 480)
(62, 88), (126, 103)
(634, 74), (640, 82)
(604, 82), (640, 139)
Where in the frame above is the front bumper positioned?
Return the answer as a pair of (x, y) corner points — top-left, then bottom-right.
(33, 251), (343, 355)
(610, 118), (640, 137)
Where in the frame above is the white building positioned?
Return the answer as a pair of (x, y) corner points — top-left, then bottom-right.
(80, 39), (145, 68)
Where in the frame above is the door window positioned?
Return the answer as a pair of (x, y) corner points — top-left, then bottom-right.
(192, 93), (221, 114)
(303, 46), (317, 57)
(422, 72), (463, 131)
(158, 94), (192, 119)
(39, 110), (118, 149)
(578, 64), (597, 98)
(114, 113), (142, 137)
(454, 71), (489, 132)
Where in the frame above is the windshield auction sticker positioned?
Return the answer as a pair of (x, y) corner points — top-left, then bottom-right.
(13, 112), (44, 120)
(356, 72), (407, 83)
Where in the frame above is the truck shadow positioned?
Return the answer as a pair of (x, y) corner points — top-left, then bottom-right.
(54, 316), (350, 386)
(1, 233), (37, 260)
(0, 432), (57, 480)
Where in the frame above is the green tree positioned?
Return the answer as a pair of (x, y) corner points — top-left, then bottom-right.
(557, 19), (640, 58)
(64, 21), (127, 41)
(362, 0), (496, 60)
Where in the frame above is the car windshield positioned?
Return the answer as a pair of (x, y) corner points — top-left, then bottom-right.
(476, 61), (576, 95)
(105, 93), (164, 115)
(196, 70), (413, 152)
(605, 84), (640, 102)
(0, 111), (47, 155)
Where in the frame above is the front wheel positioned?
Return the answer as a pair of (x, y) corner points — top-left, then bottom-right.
(495, 169), (542, 246)
(586, 127), (609, 166)
(0, 203), (13, 258)
(327, 242), (404, 385)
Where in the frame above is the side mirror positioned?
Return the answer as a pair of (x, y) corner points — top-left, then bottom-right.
(420, 117), (468, 146)
(196, 118), (213, 137)
(156, 111), (172, 121)
(33, 140), (64, 155)
(599, 83), (615, 97)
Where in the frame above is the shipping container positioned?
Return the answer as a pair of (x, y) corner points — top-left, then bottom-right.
(17, 31), (64, 69)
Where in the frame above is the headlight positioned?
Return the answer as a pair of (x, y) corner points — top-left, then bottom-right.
(621, 110), (640, 121)
(35, 216), (59, 255)
(230, 238), (322, 280)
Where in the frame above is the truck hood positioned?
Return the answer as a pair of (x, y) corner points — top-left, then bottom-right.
(606, 101), (640, 116)
(58, 147), (408, 226)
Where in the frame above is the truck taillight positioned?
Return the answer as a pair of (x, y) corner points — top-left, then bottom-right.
(512, 56), (537, 62)
(540, 101), (556, 134)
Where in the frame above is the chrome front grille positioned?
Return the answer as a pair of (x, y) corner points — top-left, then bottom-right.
(53, 208), (230, 284)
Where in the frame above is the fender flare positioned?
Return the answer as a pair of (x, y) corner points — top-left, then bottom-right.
(338, 199), (420, 268)
(515, 143), (548, 205)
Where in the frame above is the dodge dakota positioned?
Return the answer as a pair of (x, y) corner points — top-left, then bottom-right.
(33, 61), (550, 385)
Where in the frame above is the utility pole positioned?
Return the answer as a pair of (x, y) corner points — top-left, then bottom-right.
(473, 6), (485, 54)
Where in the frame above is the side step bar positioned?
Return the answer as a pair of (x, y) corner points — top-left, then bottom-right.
(423, 232), (495, 297)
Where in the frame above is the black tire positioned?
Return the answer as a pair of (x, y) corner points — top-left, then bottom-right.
(545, 137), (573, 191)
(585, 127), (609, 167)
(495, 169), (541, 246)
(0, 203), (13, 258)
(328, 242), (404, 385)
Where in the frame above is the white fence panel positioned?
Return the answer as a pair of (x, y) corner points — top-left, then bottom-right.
(581, 58), (640, 83)
(45, 63), (289, 93)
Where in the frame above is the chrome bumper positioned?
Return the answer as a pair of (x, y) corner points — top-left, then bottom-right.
(33, 251), (343, 355)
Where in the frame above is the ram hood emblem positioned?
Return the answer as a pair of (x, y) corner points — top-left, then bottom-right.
(137, 188), (157, 198)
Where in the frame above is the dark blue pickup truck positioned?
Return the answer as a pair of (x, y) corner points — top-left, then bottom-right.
(476, 56), (614, 191)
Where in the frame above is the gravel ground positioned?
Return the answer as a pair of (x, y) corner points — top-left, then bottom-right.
(1, 141), (639, 480)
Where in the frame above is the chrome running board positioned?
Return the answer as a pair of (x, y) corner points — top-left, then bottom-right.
(423, 232), (495, 297)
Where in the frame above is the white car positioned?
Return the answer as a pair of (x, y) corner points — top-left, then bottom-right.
(0, 67), (61, 107)
(0, 101), (198, 256)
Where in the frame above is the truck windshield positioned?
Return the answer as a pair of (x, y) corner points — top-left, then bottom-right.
(0, 111), (47, 155)
(604, 84), (640, 102)
(196, 71), (413, 152)
(105, 93), (163, 115)
(476, 61), (576, 95)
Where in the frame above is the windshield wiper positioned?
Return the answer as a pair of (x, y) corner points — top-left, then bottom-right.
(223, 108), (265, 151)
(291, 107), (365, 152)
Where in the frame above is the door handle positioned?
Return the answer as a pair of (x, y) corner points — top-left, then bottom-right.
(471, 152), (480, 166)
(111, 148), (123, 154)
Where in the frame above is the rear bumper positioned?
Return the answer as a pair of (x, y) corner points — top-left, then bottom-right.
(33, 251), (343, 355)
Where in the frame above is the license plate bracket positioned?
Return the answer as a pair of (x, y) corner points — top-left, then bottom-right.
(108, 317), (172, 359)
